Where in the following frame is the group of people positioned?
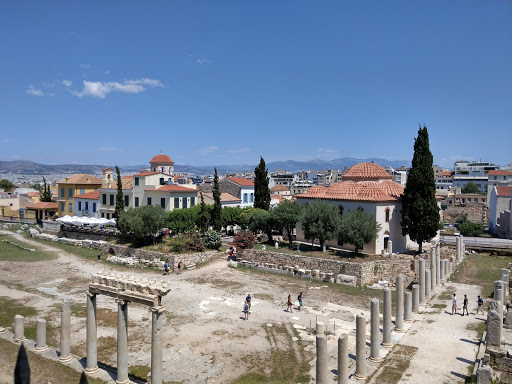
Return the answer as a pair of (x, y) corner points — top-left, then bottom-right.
(451, 293), (484, 316)
(163, 261), (182, 275)
(242, 292), (304, 319)
(243, 293), (251, 320)
(286, 292), (303, 313)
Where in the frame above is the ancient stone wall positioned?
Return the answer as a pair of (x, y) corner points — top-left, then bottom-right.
(443, 204), (488, 224)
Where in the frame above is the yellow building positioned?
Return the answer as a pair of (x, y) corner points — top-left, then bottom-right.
(57, 174), (102, 217)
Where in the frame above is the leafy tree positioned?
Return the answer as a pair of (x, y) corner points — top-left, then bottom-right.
(31, 183), (43, 191)
(0, 179), (16, 191)
(301, 200), (341, 250)
(199, 192), (210, 234)
(221, 206), (243, 234)
(338, 209), (381, 254)
(458, 222), (484, 237)
(204, 229), (222, 250)
(39, 177), (53, 202)
(246, 208), (274, 242)
(273, 199), (303, 245)
(233, 230), (256, 250)
(401, 125), (440, 253)
(455, 212), (469, 225)
(254, 156), (271, 210)
(118, 205), (167, 245)
(461, 182), (480, 194)
(113, 166), (124, 226)
(211, 168), (222, 231)
(167, 207), (198, 234)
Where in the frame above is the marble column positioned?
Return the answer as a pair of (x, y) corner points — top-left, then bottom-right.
(369, 299), (380, 362)
(440, 260), (445, 281)
(486, 308), (501, 347)
(387, 240), (393, 254)
(13, 315), (25, 342)
(85, 292), (99, 374)
(151, 306), (165, 384)
(430, 248), (436, 291)
(316, 334), (328, 384)
(460, 235), (464, 259)
(35, 319), (48, 352)
(395, 275), (404, 332)
(59, 300), (72, 362)
(338, 334), (348, 384)
(419, 258), (425, 304)
(425, 269), (431, 300)
(404, 292), (413, 322)
(412, 285), (419, 313)
(316, 321), (326, 335)
(456, 236), (462, 261)
(436, 244), (441, 286)
(116, 300), (129, 384)
(354, 314), (367, 380)
(501, 268), (510, 297)
(494, 281), (504, 337)
(382, 289), (392, 347)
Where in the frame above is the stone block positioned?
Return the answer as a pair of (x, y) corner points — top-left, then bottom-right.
(336, 274), (357, 287)
(477, 365), (493, 384)
(486, 310), (501, 347)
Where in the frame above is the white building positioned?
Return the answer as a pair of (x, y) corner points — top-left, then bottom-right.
(489, 186), (511, 236)
(73, 191), (100, 218)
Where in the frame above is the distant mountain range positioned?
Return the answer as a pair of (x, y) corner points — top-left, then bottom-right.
(0, 158), (411, 176)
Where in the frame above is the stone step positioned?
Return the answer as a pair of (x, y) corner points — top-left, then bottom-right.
(185, 264), (196, 270)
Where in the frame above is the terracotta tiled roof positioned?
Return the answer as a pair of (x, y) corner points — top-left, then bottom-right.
(103, 167), (112, 171)
(227, 177), (254, 186)
(150, 185), (198, 192)
(204, 192), (241, 202)
(74, 191), (100, 200)
(489, 170), (512, 176)
(270, 184), (289, 191)
(298, 179), (404, 202)
(342, 162), (392, 180)
(436, 171), (454, 178)
(27, 202), (58, 209)
(133, 171), (163, 177)
(271, 194), (284, 202)
(57, 174), (102, 185)
(27, 192), (40, 197)
(150, 153), (174, 164)
(496, 186), (512, 197)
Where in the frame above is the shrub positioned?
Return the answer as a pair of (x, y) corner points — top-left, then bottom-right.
(169, 236), (187, 253)
(458, 222), (484, 237)
(184, 234), (206, 252)
(233, 230), (256, 250)
(204, 230), (222, 250)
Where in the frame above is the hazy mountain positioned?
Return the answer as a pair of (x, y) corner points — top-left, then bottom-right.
(0, 157), (411, 176)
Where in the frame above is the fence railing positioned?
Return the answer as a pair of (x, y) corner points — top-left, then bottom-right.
(440, 234), (512, 250)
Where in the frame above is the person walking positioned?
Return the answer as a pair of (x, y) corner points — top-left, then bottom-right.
(243, 301), (249, 320)
(463, 294), (469, 316)
(177, 261), (182, 274)
(163, 261), (170, 275)
(452, 293), (457, 315)
(298, 292), (303, 311)
(246, 294), (252, 312)
(476, 295), (484, 315)
(286, 295), (293, 313)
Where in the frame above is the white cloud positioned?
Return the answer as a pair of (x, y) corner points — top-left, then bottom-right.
(97, 147), (120, 151)
(227, 148), (251, 154)
(196, 59), (211, 64)
(71, 78), (164, 99)
(62, 80), (72, 87)
(80, 64), (91, 69)
(25, 85), (54, 96)
(198, 146), (219, 155)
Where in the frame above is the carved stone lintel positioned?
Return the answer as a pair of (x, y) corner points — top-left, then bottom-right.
(150, 305), (166, 314)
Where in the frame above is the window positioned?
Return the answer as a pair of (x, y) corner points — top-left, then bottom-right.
(183, 198), (188, 209)
(85, 202), (88, 210)
(243, 194), (248, 203)
(69, 188), (73, 198)
(160, 178), (165, 185)
(61, 202), (65, 211)
(106, 213), (110, 219)
(102, 194), (107, 205)
(250, 193), (254, 203)
(80, 188), (85, 195)
(124, 195), (129, 206)
(174, 198), (180, 208)
(68, 203), (72, 212)
(109, 194), (114, 206)
(161, 198), (166, 208)
(61, 188), (65, 199)
(357, 206), (364, 212)
(339, 206), (344, 216)
(385, 208), (390, 223)
(147, 197), (152, 205)
(78, 201), (82, 211)
(134, 177), (139, 186)
(494, 176), (497, 180)
(135, 197), (139, 207)
(190, 197), (195, 207)
(101, 213), (104, 218)
(93, 203), (96, 212)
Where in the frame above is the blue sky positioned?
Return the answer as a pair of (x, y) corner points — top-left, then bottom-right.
(1, 1), (510, 169)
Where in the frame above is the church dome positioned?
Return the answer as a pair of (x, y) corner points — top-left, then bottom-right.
(342, 162), (392, 181)
(150, 153), (174, 164)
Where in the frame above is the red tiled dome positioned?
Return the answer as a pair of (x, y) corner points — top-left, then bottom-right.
(356, 182), (395, 201)
(342, 162), (392, 180)
(302, 186), (327, 198)
(150, 153), (174, 164)
(378, 180), (405, 198)
(325, 180), (361, 199)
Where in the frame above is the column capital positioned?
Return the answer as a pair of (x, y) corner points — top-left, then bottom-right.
(86, 291), (96, 298)
(116, 299), (129, 305)
(150, 305), (166, 314)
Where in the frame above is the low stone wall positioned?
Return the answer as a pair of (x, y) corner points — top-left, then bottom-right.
(29, 229), (220, 270)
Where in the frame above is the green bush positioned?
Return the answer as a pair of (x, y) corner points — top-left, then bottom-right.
(458, 222), (484, 237)
(184, 234), (205, 252)
(169, 236), (187, 253)
(204, 230), (222, 250)
(233, 230), (256, 250)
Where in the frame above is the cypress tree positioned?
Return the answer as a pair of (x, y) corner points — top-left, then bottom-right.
(401, 125), (440, 253)
(39, 177), (53, 202)
(113, 166), (124, 226)
(199, 192), (209, 234)
(254, 156), (271, 210)
(211, 168), (222, 231)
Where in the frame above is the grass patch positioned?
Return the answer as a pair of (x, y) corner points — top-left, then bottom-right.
(367, 344), (418, 384)
(451, 252), (512, 298)
(129, 365), (151, 382)
(0, 339), (107, 384)
(0, 235), (57, 262)
(466, 321), (487, 341)
(0, 296), (37, 331)
(27, 235), (101, 260)
(431, 303), (447, 309)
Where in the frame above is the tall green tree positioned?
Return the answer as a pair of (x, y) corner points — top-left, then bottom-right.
(113, 166), (124, 226)
(0, 179), (16, 191)
(118, 205), (167, 245)
(254, 156), (271, 210)
(401, 125), (440, 253)
(273, 199), (303, 245)
(199, 192), (209, 234)
(301, 200), (341, 250)
(461, 182), (480, 194)
(246, 208), (274, 242)
(167, 206), (198, 234)
(221, 206), (242, 234)
(39, 177), (53, 202)
(211, 168), (222, 231)
(338, 209), (381, 254)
